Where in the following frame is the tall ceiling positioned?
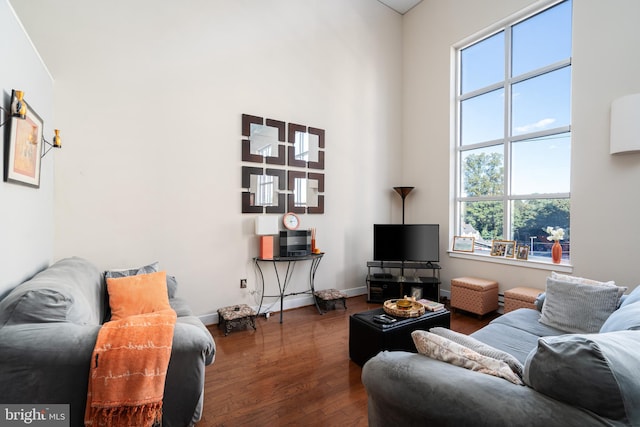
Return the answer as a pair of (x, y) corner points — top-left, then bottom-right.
(377, 0), (423, 14)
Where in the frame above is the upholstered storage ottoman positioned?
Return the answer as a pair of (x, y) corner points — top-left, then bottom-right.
(217, 304), (257, 336)
(451, 277), (499, 317)
(349, 307), (450, 366)
(314, 288), (347, 313)
(504, 287), (541, 313)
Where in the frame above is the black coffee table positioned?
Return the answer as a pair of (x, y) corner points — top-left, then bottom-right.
(349, 307), (451, 366)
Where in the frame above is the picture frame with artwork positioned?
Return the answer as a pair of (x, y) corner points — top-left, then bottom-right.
(4, 92), (43, 188)
(452, 236), (475, 252)
(516, 245), (529, 260)
(490, 240), (516, 258)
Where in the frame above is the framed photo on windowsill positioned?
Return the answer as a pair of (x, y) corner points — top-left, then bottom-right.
(4, 93), (43, 188)
(516, 245), (529, 261)
(452, 236), (475, 252)
(490, 240), (516, 258)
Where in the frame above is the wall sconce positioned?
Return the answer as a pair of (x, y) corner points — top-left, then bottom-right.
(0, 90), (62, 158)
(0, 89), (28, 127)
(255, 215), (280, 259)
(41, 129), (62, 158)
(11, 90), (27, 119)
(393, 186), (414, 224)
(610, 93), (640, 154)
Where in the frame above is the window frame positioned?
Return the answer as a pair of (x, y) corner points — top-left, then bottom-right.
(451, 0), (572, 269)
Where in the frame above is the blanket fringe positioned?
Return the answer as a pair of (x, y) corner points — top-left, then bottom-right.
(86, 402), (162, 427)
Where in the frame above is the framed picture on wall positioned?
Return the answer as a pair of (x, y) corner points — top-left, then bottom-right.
(4, 92), (43, 188)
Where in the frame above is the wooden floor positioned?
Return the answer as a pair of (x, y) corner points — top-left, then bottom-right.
(197, 295), (498, 427)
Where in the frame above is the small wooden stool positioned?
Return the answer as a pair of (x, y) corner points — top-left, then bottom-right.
(217, 304), (257, 336)
(314, 288), (347, 314)
(504, 287), (542, 313)
(451, 277), (499, 318)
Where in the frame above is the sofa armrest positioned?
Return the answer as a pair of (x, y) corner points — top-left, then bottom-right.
(0, 322), (100, 369)
(164, 317), (215, 427)
(0, 323), (100, 424)
(362, 351), (606, 427)
(174, 316), (216, 365)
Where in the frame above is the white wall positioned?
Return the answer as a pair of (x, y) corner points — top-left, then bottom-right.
(403, 0), (640, 295)
(0, 0), (54, 298)
(10, 0), (404, 318)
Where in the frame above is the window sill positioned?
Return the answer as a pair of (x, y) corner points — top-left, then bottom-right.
(447, 250), (573, 273)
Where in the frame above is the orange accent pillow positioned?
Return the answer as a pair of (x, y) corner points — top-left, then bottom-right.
(106, 271), (172, 321)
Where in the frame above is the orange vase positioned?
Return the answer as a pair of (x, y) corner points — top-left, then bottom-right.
(551, 241), (562, 264)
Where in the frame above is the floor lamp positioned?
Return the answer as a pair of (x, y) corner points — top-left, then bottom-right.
(393, 186), (414, 224)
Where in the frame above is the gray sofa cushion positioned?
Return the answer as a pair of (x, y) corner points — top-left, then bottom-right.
(471, 308), (566, 363)
(620, 285), (640, 308)
(0, 257), (103, 326)
(539, 277), (619, 333)
(600, 300), (640, 332)
(524, 331), (640, 424)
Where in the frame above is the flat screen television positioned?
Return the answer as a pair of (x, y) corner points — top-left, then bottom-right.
(373, 224), (439, 262)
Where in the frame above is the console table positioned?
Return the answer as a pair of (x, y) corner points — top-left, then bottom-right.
(254, 253), (324, 323)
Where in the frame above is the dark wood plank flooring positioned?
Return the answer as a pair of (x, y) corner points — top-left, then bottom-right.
(197, 295), (498, 427)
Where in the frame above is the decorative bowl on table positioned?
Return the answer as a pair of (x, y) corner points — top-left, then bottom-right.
(383, 299), (426, 318)
(396, 299), (413, 309)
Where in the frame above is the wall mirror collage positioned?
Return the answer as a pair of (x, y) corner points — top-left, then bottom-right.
(241, 114), (325, 214)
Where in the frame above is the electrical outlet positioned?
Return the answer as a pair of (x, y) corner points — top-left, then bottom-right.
(240, 279), (247, 288)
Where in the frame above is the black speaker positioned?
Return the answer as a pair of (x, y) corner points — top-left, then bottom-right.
(279, 230), (311, 257)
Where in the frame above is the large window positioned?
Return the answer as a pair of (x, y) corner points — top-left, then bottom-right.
(454, 0), (572, 262)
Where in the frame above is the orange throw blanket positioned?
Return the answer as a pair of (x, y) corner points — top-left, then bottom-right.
(84, 309), (177, 427)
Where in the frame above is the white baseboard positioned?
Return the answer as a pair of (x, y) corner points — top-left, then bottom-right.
(199, 285), (368, 326)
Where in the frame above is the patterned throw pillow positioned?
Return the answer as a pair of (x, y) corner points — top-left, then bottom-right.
(429, 327), (524, 378)
(411, 330), (523, 385)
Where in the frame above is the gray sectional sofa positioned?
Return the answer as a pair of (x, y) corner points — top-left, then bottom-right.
(0, 257), (216, 427)
(362, 276), (640, 427)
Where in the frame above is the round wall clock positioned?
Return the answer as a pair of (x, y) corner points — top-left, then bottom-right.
(283, 212), (300, 230)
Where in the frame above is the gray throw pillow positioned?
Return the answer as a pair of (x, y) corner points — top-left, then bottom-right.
(429, 327), (524, 378)
(539, 277), (619, 333)
(620, 285), (640, 308)
(104, 261), (159, 279)
(600, 301), (640, 332)
(550, 272), (627, 307)
(524, 331), (640, 424)
(534, 292), (545, 311)
(166, 274), (178, 299)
